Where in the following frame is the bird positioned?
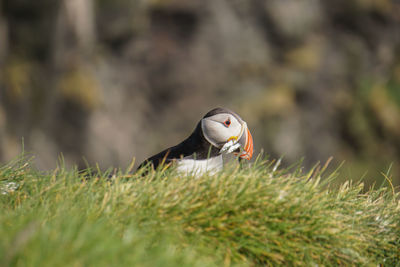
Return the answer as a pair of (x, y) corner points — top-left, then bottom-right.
(137, 107), (254, 175)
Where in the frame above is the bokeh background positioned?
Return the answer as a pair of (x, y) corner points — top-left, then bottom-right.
(1, 0), (400, 185)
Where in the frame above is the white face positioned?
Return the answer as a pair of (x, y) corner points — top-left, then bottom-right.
(201, 113), (244, 148)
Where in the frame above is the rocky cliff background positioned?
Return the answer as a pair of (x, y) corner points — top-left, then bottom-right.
(1, 0), (400, 184)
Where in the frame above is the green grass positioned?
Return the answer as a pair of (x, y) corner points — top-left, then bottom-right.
(1, 155), (399, 266)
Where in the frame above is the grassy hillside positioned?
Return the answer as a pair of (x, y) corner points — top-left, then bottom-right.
(1, 155), (399, 266)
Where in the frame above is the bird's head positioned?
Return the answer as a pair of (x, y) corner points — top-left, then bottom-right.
(201, 108), (254, 160)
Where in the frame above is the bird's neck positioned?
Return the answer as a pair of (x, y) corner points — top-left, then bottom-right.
(175, 122), (220, 160)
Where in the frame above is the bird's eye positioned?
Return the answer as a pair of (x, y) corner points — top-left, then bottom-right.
(224, 119), (231, 127)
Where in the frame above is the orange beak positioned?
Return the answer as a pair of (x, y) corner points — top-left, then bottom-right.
(238, 127), (254, 160)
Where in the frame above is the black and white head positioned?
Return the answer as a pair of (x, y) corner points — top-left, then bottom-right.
(201, 108), (253, 160)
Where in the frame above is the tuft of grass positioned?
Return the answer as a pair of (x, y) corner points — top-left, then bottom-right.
(1, 155), (399, 266)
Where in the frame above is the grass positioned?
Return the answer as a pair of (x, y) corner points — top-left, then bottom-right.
(1, 155), (399, 266)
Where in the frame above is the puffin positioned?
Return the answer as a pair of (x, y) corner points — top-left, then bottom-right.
(137, 107), (254, 175)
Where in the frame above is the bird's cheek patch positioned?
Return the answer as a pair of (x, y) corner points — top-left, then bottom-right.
(201, 119), (222, 147)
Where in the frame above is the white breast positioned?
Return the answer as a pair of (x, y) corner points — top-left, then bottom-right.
(176, 155), (223, 176)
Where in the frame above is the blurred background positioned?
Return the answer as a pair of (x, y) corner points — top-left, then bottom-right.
(0, 0), (399, 185)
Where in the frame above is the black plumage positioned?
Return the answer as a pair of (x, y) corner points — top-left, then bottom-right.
(137, 121), (219, 170)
